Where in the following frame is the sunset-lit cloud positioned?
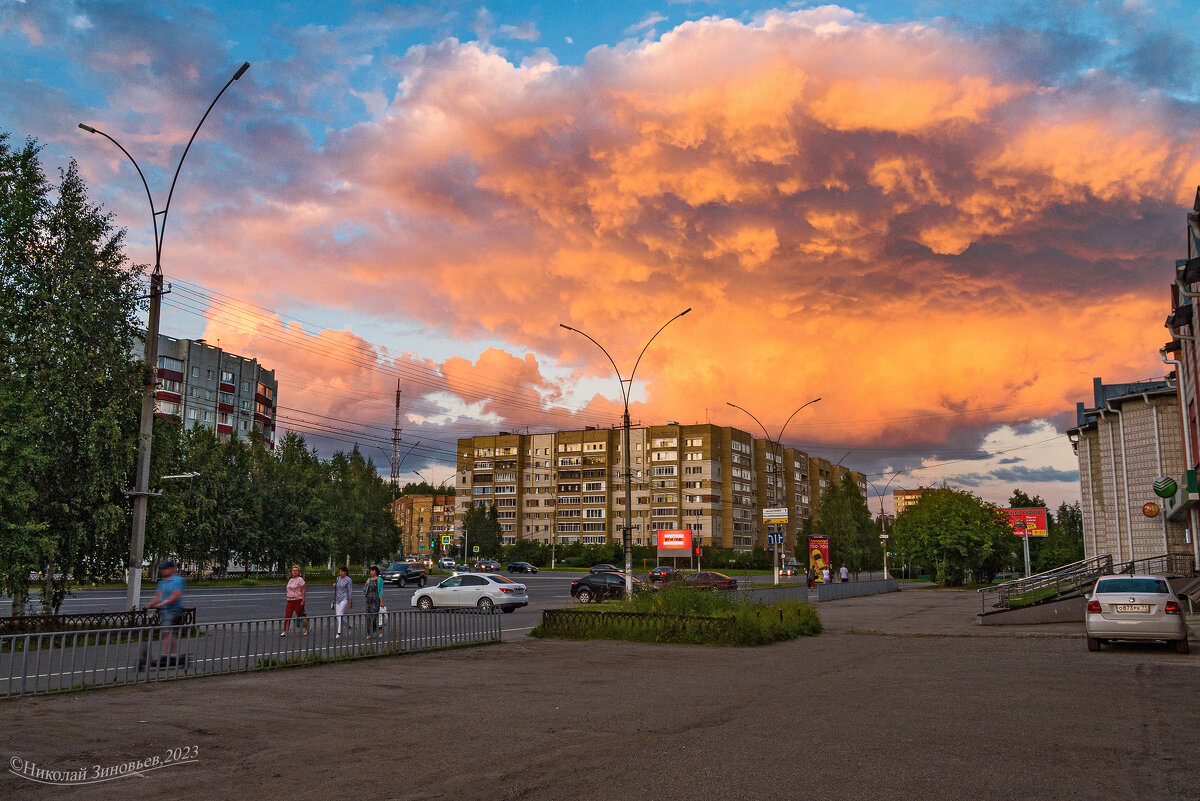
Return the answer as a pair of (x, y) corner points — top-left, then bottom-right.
(5, 1), (1200, 506)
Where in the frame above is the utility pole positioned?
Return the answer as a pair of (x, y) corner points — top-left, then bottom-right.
(80, 61), (250, 610)
(391, 380), (403, 492)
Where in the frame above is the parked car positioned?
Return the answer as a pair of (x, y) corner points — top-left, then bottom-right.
(382, 562), (428, 588)
(415, 557), (433, 570)
(683, 571), (738, 591)
(590, 563), (623, 574)
(779, 565), (798, 577)
(437, 557), (457, 570)
(411, 574), (528, 613)
(1085, 574), (1189, 653)
(648, 565), (680, 583)
(475, 560), (501, 572)
(507, 562), (539, 574)
(571, 573), (653, 603)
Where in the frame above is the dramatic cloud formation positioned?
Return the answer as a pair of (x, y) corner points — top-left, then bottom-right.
(6, 2), (1199, 505)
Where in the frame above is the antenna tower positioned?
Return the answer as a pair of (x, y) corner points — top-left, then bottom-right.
(391, 379), (403, 490)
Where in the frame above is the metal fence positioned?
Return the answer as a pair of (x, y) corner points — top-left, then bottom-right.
(0, 608), (197, 637)
(0, 609), (500, 699)
(1117, 553), (1197, 577)
(729, 584), (813, 605)
(978, 554), (1114, 615)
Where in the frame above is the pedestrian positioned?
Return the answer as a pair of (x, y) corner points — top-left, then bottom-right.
(840, 564), (850, 583)
(806, 566), (815, 589)
(282, 565), (306, 635)
(145, 560), (185, 667)
(364, 565), (384, 638)
(821, 566), (830, 585)
(333, 566), (352, 638)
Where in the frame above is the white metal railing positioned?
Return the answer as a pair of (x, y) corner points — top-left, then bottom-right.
(0, 609), (501, 699)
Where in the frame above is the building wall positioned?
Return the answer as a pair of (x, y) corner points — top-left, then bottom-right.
(152, 334), (277, 445)
(394, 494), (456, 555)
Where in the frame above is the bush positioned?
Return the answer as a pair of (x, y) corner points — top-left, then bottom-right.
(530, 586), (821, 646)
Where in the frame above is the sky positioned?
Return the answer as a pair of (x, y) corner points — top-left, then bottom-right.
(5, 0), (1200, 513)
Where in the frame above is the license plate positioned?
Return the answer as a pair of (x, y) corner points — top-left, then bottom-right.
(1115, 604), (1150, 613)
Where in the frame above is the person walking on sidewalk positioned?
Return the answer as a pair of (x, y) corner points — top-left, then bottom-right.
(840, 564), (850, 583)
(806, 566), (816, 589)
(364, 565), (384, 638)
(821, 566), (830, 585)
(283, 565), (306, 635)
(333, 566), (353, 638)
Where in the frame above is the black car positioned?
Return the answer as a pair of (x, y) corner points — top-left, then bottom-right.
(589, 563), (623, 574)
(507, 562), (539, 574)
(571, 573), (652, 603)
(648, 565), (680, 583)
(382, 562), (428, 587)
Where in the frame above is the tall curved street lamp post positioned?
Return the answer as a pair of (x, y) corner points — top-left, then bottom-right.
(79, 62), (250, 610)
(725, 398), (821, 585)
(560, 309), (691, 599)
(865, 470), (905, 580)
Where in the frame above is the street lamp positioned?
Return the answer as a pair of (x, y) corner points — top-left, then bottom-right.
(725, 398), (822, 585)
(560, 309), (692, 599)
(79, 61), (250, 611)
(865, 470), (904, 581)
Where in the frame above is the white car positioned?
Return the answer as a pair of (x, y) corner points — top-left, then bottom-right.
(411, 574), (529, 613)
(437, 557), (457, 569)
(1085, 574), (1189, 653)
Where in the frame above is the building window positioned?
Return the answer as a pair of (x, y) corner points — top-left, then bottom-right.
(158, 356), (184, 372)
(220, 370), (234, 382)
(685, 452), (702, 461)
(191, 366), (199, 378)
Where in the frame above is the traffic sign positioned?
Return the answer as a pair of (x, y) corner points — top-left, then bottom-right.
(441, 535), (452, 545)
(762, 507), (789, 524)
(472, 545), (479, 553)
(880, 534), (889, 540)
(767, 532), (784, 545)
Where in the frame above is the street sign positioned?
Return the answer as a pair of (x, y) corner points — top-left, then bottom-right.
(472, 545), (479, 553)
(441, 535), (452, 545)
(880, 534), (889, 540)
(762, 507), (789, 524)
(767, 532), (784, 545)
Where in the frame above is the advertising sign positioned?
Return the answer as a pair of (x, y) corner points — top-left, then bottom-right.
(762, 507), (789, 524)
(808, 536), (829, 578)
(656, 530), (692, 550)
(1002, 508), (1048, 537)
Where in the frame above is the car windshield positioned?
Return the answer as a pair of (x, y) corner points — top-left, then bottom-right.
(386, 563), (404, 570)
(1095, 578), (1170, 594)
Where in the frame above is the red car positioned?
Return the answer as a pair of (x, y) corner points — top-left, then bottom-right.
(684, 571), (738, 591)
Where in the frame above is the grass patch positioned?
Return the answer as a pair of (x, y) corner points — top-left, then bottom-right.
(531, 586), (821, 646)
(1005, 586), (1063, 609)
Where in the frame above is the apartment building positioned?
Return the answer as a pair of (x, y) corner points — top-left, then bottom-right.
(151, 334), (278, 445)
(454, 425), (867, 557)
(893, 487), (936, 515)
(394, 493), (456, 555)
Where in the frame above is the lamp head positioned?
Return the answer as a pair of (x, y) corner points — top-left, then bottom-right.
(233, 62), (250, 80)
(78, 123), (97, 134)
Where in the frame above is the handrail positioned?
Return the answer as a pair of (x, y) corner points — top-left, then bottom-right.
(979, 554), (1114, 614)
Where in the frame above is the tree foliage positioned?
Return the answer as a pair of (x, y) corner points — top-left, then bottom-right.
(0, 133), (143, 613)
(816, 473), (879, 577)
(891, 487), (1012, 586)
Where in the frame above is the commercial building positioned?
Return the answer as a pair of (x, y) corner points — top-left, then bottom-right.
(394, 494), (456, 555)
(150, 334), (278, 445)
(453, 425), (867, 558)
(893, 488), (936, 515)
(1067, 377), (1189, 564)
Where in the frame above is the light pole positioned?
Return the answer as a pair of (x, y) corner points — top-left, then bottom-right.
(726, 398), (822, 585)
(560, 309), (692, 599)
(80, 61), (250, 610)
(866, 471), (903, 581)
(412, 470), (454, 558)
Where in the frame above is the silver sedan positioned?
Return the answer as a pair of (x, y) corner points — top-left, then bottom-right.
(411, 573), (529, 613)
(1085, 574), (1189, 653)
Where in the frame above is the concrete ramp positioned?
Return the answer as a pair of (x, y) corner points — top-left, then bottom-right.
(978, 595), (1084, 626)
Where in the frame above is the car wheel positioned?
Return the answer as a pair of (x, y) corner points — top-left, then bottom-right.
(1175, 638), (1190, 655)
(1087, 636), (1101, 652)
(577, 588), (592, 604)
(478, 597), (495, 613)
(417, 596), (433, 611)
(418, 578), (426, 588)
(501, 607), (515, 614)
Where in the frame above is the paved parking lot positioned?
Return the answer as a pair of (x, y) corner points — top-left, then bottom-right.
(3, 587), (1197, 801)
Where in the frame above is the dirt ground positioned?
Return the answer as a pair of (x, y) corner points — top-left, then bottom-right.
(4, 588), (1198, 801)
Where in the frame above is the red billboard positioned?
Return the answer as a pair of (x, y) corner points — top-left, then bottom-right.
(657, 530), (692, 550)
(807, 536), (829, 576)
(1002, 508), (1048, 537)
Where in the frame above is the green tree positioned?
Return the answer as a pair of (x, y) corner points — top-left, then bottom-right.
(818, 473), (878, 578)
(465, 504), (502, 559)
(891, 488), (1011, 586)
(1034, 501), (1085, 572)
(0, 134), (142, 613)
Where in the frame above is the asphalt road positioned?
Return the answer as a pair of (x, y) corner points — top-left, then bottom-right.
(3, 588), (1196, 801)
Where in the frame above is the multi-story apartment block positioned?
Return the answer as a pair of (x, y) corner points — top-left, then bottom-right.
(150, 335), (278, 445)
(454, 425), (867, 557)
(893, 487), (936, 515)
(394, 494), (456, 555)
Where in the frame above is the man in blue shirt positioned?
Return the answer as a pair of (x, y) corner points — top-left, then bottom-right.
(147, 560), (186, 665)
